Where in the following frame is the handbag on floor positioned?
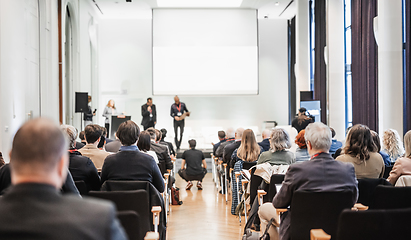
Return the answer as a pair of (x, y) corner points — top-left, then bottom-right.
(171, 187), (183, 205)
(242, 217), (276, 240)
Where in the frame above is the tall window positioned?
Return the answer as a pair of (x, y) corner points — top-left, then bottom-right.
(344, 0), (353, 129)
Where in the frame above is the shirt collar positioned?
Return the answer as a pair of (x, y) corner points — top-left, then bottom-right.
(120, 145), (139, 151)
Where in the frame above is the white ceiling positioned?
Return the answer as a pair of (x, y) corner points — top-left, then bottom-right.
(92, 0), (296, 19)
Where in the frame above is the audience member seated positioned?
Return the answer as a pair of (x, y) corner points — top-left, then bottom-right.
(102, 127), (113, 144)
(231, 129), (261, 215)
(387, 130), (411, 185)
(259, 122), (358, 240)
(178, 139), (207, 190)
(371, 130), (391, 166)
(61, 124), (101, 192)
(137, 131), (159, 163)
(332, 126), (353, 159)
(0, 152), (4, 168)
(78, 124), (110, 170)
(336, 124), (384, 179)
(97, 130), (106, 150)
(294, 130), (310, 162)
(215, 128), (235, 158)
(382, 129), (405, 165)
(0, 118), (126, 240)
(213, 130), (227, 156)
(79, 130), (87, 145)
(100, 120), (165, 193)
(257, 128), (295, 165)
(258, 129), (271, 152)
(329, 127), (343, 155)
(75, 128), (85, 150)
(223, 128), (245, 166)
(105, 132), (122, 153)
(146, 127), (173, 172)
(160, 128), (176, 158)
(291, 107), (314, 133)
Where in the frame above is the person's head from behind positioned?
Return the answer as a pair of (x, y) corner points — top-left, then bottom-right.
(147, 97), (153, 106)
(174, 95), (180, 104)
(189, 139), (196, 149)
(160, 128), (167, 141)
(84, 124), (102, 145)
(10, 118), (68, 188)
(343, 124), (376, 161)
(79, 131), (86, 142)
(371, 130), (382, 152)
(226, 128), (235, 139)
(262, 129), (271, 140)
(88, 95), (92, 103)
(330, 127), (336, 139)
(298, 107), (307, 116)
(155, 129), (162, 142)
(137, 131), (151, 152)
(404, 130), (411, 159)
(270, 128), (292, 153)
(237, 129), (260, 162)
(295, 129), (307, 149)
(218, 131), (226, 140)
(117, 120), (140, 146)
(235, 128), (245, 140)
(60, 125), (77, 150)
(146, 127), (156, 141)
(382, 129), (405, 159)
(304, 122), (332, 155)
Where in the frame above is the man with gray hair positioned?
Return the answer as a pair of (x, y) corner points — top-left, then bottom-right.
(258, 122), (358, 240)
(258, 129), (272, 152)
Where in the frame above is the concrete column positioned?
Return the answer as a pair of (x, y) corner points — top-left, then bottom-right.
(326, 0), (346, 140)
(295, 0), (311, 112)
(377, 0), (403, 135)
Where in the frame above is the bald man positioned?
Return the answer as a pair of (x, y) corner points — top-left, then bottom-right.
(258, 129), (271, 152)
(0, 118), (126, 240)
(170, 95), (189, 150)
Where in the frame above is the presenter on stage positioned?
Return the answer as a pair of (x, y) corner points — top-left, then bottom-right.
(141, 97), (157, 130)
(170, 95), (190, 150)
(102, 99), (117, 134)
(84, 95), (96, 127)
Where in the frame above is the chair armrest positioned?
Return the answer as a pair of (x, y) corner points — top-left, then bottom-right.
(352, 203), (368, 211)
(152, 206), (162, 233)
(257, 190), (267, 206)
(276, 208), (288, 215)
(310, 229), (331, 240)
(235, 172), (241, 179)
(144, 232), (159, 240)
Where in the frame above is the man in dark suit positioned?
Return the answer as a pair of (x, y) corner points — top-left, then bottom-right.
(223, 128), (244, 165)
(258, 129), (271, 152)
(146, 127), (173, 172)
(170, 95), (189, 150)
(212, 130), (226, 156)
(258, 122), (358, 240)
(141, 97), (157, 130)
(0, 118), (126, 240)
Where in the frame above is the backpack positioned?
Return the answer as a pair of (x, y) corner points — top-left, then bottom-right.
(171, 187), (183, 205)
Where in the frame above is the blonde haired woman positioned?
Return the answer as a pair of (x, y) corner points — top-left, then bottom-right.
(102, 99), (117, 135)
(230, 129), (262, 215)
(387, 130), (411, 185)
(382, 129), (405, 165)
(257, 128), (295, 165)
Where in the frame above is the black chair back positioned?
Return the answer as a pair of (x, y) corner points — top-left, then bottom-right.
(372, 185), (411, 209)
(88, 190), (150, 240)
(267, 174), (285, 202)
(117, 211), (141, 240)
(357, 178), (391, 206)
(336, 208), (411, 240)
(383, 165), (393, 179)
(74, 180), (88, 196)
(290, 190), (354, 240)
(242, 161), (257, 170)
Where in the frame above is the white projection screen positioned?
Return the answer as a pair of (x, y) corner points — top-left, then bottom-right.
(153, 9), (258, 95)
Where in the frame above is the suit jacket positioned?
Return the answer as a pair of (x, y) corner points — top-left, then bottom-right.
(0, 183), (126, 240)
(215, 138), (234, 158)
(69, 150), (101, 191)
(258, 138), (270, 152)
(150, 142), (173, 170)
(100, 149), (165, 193)
(141, 103), (157, 127)
(223, 140), (241, 165)
(160, 140), (176, 156)
(78, 144), (111, 170)
(213, 139), (227, 156)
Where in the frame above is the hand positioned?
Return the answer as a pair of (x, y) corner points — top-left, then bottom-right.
(147, 106), (151, 111)
(93, 113), (96, 116)
(174, 116), (180, 121)
(211, 142), (215, 146)
(154, 121), (157, 125)
(186, 112), (190, 117)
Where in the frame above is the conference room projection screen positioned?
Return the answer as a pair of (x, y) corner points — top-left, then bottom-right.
(152, 9), (259, 95)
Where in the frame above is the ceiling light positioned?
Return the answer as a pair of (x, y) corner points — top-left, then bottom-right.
(157, 0), (243, 8)
(275, 2), (280, 6)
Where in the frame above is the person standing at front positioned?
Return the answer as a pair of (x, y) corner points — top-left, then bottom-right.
(141, 97), (157, 130)
(170, 95), (189, 150)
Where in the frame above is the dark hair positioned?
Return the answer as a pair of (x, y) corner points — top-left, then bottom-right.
(101, 127), (108, 137)
(146, 127), (156, 140)
(97, 135), (106, 149)
(299, 107), (307, 113)
(79, 131), (85, 141)
(10, 118), (67, 173)
(137, 131), (151, 151)
(330, 127), (336, 138)
(218, 131), (226, 139)
(147, 97), (152, 102)
(117, 120), (140, 146)
(160, 128), (167, 140)
(155, 129), (162, 142)
(371, 131), (381, 152)
(189, 139), (196, 149)
(343, 124), (377, 161)
(84, 124), (103, 144)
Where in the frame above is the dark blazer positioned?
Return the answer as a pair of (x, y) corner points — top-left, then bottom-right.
(75, 141), (85, 150)
(0, 183), (126, 240)
(223, 140), (241, 165)
(273, 153), (358, 240)
(215, 138), (234, 158)
(258, 138), (270, 152)
(150, 142), (173, 170)
(160, 139), (176, 156)
(141, 103), (157, 127)
(69, 150), (101, 191)
(213, 139), (227, 156)
(170, 102), (189, 122)
(100, 149), (165, 193)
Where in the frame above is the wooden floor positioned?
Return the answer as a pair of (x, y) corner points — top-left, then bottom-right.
(166, 173), (244, 240)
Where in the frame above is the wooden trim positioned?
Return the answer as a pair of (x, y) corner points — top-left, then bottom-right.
(58, 0), (63, 123)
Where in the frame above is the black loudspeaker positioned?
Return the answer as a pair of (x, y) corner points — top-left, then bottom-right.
(75, 92), (88, 113)
(300, 91), (314, 101)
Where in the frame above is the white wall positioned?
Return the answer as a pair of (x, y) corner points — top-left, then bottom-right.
(98, 17), (289, 149)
